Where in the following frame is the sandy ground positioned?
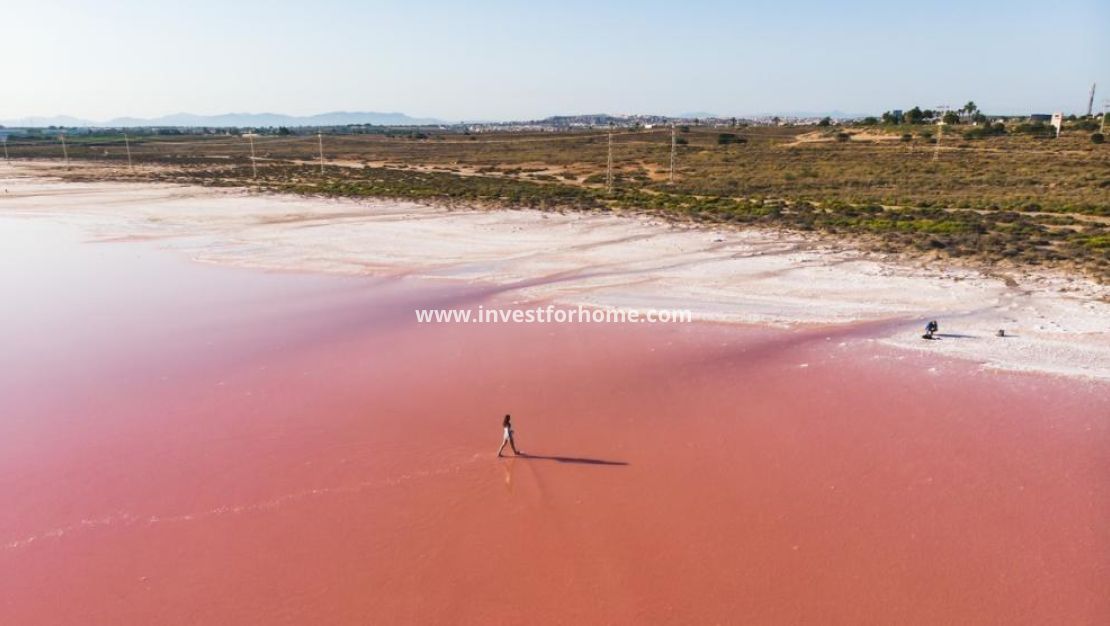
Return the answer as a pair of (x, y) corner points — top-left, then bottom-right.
(2, 162), (1107, 380)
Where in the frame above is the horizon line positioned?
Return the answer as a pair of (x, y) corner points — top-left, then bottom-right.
(2, 106), (1100, 129)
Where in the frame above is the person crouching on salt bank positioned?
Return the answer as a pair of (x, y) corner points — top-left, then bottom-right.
(498, 414), (522, 457)
(923, 320), (939, 340)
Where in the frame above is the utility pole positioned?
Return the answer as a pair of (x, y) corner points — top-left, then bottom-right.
(247, 134), (257, 179)
(606, 125), (613, 193)
(59, 133), (69, 167)
(669, 123), (676, 184)
(317, 132), (325, 174)
(123, 133), (133, 171)
(933, 105), (949, 162)
(2, 138), (8, 162)
(1088, 83), (1096, 117)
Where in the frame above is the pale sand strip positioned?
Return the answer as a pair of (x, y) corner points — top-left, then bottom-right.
(2, 164), (1107, 381)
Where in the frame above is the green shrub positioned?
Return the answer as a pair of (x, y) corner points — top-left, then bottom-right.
(717, 133), (746, 145)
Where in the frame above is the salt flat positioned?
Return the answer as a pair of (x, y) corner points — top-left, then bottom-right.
(2, 163), (1107, 380)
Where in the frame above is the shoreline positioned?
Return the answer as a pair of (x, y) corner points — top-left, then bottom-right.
(2, 161), (1108, 381)
(14, 158), (1110, 284)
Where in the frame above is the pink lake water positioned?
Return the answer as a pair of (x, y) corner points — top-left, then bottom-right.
(0, 216), (1107, 625)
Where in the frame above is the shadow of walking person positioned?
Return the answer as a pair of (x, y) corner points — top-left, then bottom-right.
(516, 453), (628, 466)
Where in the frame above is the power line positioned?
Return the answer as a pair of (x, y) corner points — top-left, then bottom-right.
(247, 135), (258, 178)
(606, 126), (614, 193)
(149, 135), (313, 148)
(123, 133), (133, 171)
(669, 123), (676, 184)
(3, 129), (669, 159)
(150, 129), (660, 149)
(933, 105), (949, 162)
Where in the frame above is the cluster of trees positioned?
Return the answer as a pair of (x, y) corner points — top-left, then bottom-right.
(1068, 117), (1101, 131)
(879, 102), (986, 125)
(1060, 114), (1106, 143)
(866, 103), (1105, 142)
(963, 122), (1007, 140)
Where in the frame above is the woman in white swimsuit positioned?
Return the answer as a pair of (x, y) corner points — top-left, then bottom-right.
(497, 413), (522, 457)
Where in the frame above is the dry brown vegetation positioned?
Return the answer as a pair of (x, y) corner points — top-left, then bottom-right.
(7, 123), (1109, 280)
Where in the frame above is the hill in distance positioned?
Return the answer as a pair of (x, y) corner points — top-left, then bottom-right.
(0, 111), (442, 128)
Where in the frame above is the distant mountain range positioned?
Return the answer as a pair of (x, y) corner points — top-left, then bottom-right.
(0, 111), (443, 128)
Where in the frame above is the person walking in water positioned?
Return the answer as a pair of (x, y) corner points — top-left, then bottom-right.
(497, 414), (522, 457)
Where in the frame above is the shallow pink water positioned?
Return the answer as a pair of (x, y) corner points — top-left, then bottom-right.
(1, 217), (1107, 624)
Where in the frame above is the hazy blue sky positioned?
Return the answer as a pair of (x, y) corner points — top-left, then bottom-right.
(3, 0), (1107, 120)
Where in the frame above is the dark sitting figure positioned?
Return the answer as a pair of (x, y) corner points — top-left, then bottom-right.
(923, 320), (939, 340)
